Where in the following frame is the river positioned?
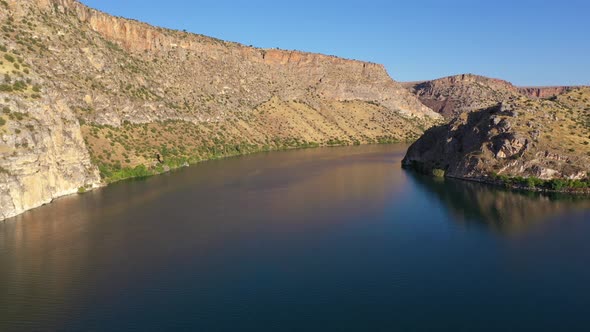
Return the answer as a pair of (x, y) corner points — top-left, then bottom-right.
(1, 145), (590, 331)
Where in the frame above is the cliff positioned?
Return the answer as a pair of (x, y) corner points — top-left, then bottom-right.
(0, 0), (441, 219)
(0, 94), (101, 220)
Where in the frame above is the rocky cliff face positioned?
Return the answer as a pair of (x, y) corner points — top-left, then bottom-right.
(403, 88), (590, 192)
(0, 93), (101, 220)
(0, 0), (441, 219)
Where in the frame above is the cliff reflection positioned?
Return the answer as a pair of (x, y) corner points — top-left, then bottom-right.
(407, 172), (590, 235)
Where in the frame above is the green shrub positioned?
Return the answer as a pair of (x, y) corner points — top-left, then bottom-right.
(490, 173), (589, 191)
(0, 117), (5, 126)
(99, 163), (153, 183)
(525, 177), (544, 188)
(12, 112), (24, 120)
(3, 54), (14, 62)
(12, 80), (26, 91)
(432, 168), (445, 178)
(548, 179), (567, 191)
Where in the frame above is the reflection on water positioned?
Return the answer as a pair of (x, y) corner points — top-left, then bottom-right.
(407, 172), (590, 235)
(1, 144), (590, 331)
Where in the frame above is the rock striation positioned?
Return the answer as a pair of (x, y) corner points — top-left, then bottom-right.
(0, 0), (441, 219)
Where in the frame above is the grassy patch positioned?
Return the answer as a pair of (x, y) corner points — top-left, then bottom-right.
(432, 168), (446, 178)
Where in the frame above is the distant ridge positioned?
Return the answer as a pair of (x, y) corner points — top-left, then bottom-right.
(402, 74), (587, 118)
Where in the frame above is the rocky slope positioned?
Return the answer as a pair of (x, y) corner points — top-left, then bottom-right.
(0, 0), (441, 219)
(403, 87), (590, 193)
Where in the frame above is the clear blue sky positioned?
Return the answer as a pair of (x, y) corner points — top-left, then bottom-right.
(80, 0), (589, 86)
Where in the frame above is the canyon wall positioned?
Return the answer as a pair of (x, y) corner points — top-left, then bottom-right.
(0, 0), (441, 219)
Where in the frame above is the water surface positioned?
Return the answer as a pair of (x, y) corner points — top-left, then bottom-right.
(1, 145), (590, 331)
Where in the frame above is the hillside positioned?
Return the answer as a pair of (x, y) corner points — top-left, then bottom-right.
(0, 0), (441, 219)
(403, 87), (590, 193)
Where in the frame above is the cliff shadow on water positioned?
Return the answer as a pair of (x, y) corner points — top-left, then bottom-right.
(404, 170), (590, 235)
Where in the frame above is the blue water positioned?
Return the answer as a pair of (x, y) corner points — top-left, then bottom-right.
(1, 145), (590, 331)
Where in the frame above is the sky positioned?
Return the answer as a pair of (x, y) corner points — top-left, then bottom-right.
(80, 0), (590, 86)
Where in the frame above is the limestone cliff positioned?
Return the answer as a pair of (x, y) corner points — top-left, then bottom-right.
(0, 93), (101, 220)
(0, 0), (441, 219)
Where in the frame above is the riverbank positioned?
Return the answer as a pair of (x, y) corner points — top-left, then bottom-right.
(2, 141), (408, 221)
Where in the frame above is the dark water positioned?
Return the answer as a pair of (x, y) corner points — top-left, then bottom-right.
(1, 145), (590, 332)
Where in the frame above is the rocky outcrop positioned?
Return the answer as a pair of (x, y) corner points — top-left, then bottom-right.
(402, 92), (590, 192)
(0, 0), (441, 219)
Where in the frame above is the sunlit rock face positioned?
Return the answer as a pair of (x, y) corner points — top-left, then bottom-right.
(0, 94), (101, 220)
